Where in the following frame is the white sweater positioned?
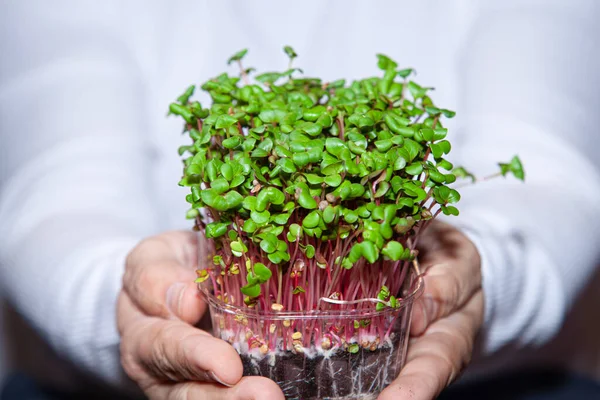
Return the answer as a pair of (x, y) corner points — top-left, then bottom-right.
(1, 0), (599, 389)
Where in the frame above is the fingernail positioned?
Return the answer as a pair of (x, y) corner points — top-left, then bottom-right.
(166, 282), (187, 316)
(424, 296), (437, 322)
(209, 370), (234, 387)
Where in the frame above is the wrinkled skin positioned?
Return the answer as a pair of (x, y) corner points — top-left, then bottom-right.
(378, 222), (484, 399)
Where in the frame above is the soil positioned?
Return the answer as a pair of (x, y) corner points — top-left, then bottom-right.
(240, 333), (404, 400)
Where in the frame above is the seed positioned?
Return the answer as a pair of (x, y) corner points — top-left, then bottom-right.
(291, 332), (303, 340)
(370, 343), (377, 351)
(269, 324), (277, 334)
(271, 303), (284, 311)
(293, 343), (304, 353)
(245, 330), (253, 340)
(318, 200), (329, 210)
(293, 260), (305, 272)
(321, 337), (332, 350)
(283, 319), (291, 328)
(242, 317), (248, 326)
(260, 344), (269, 355)
(362, 340), (370, 349)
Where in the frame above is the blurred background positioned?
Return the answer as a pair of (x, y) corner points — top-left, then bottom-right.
(1, 0), (600, 399)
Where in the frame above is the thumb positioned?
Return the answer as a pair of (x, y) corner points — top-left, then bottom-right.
(123, 231), (205, 323)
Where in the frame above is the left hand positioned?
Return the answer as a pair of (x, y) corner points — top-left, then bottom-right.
(378, 222), (485, 400)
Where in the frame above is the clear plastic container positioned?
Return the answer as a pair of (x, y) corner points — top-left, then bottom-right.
(198, 260), (423, 400)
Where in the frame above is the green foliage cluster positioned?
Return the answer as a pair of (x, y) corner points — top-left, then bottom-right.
(170, 47), (523, 300)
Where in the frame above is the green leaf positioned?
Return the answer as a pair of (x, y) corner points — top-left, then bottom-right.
(441, 109), (456, 118)
(349, 241), (379, 264)
(185, 208), (199, 219)
(302, 210), (321, 229)
(437, 140), (451, 154)
(255, 187), (285, 211)
(200, 189), (242, 211)
(304, 174), (324, 185)
(242, 196), (257, 211)
(452, 166), (476, 183)
(241, 283), (261, 297)
(220, 163), (233, 181)
(292, 286), (306, 295)
(169, 103), (194, 124)
(297, 183), (318, 209)
(205, 222), (229, 239)
(382, 241), (404, 261)
(287, 223), (302, 242)
(405, 162), (423, 175)
(429, 168), (445, 183)
(324, 174), (342, 187)
(251, 209), (271, 225)
(271, 212), (291, 225)
(298, 121), (323, 137)
(253, 263), (272, 281)
(442, 205), (460, 216)
(211, 177), (229, 193)
(397, 68), (414, 79)
(376, 54), (398, 71)
(177, 85), (195, 104)
(242, 219), (257, 233)
(325, 137), (346, 156)
(284, 45), (298, 59)
(322, 205), (337, 223)
(374, 181), (390, 198)
(230, 240), (247, 257)
(215, 114), (237, 129)
(499, 155), (525, 181)
(304, 244), (315, 259)
(255, 72), (282, 84)
(425, 106), (441, 116)
(230, 175), (245, 188)
(227, 48), (248, 65)
(393, 156), (407, 171)
(447, 189), (461, 204)
(222, 136), (242, 149)
(260, 238), (277, 254)
(375, 139), (393, 152)
(259, 109), (286, 123)
(343, 209), (358, 223)
(407, 81), (429, 98)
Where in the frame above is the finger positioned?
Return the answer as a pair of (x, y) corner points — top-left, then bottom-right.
(146, 377), (285, 400)
(378, 291), (483, 400)
(123, 231), (204, 323)
(119, 291), (242, 387)
(410, 225), (482, 335)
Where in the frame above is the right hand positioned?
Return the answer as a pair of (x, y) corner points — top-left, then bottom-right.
(117, 231), (285, 399)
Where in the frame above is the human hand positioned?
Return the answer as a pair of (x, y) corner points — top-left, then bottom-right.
(378, 222), (484, 400)
(117, 231), (285, 400)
